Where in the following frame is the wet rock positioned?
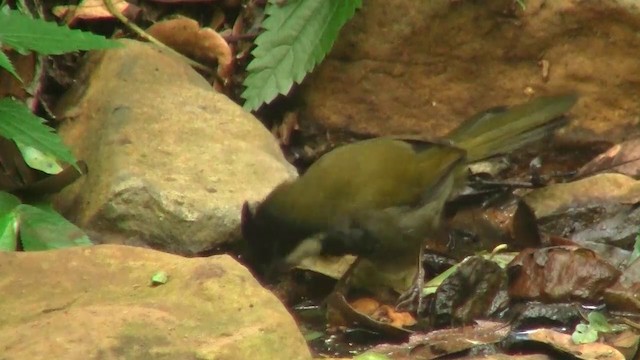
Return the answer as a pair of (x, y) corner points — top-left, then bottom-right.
(301, 0), (640, 144)
(0, 245), (311, 360)
(53, 39), (296, 254)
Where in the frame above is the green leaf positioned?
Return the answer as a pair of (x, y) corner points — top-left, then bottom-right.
(354, 352), (391, 360)
(150, 271), (169, 286)
(0, 210), (18, 251)
(241, 0), (362, 111)
(0, 10), (120, 54)
(0, 191), (21, 217)
(587, 311), (613, 333)
(16, 141), (64, 174)
(0, 98), (79, 170)
(0, 50), (22, 82)
(572, 323), (598, 344)
(302, 330), (323, 341)
(17, 204), (92, 251)
(0, 191), (20, 251)
(423, 263), (459, 296)
(631, 233), (640, 263)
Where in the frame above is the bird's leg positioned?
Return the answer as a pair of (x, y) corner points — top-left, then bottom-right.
(467, 177), (538, 190)
(395, 249), (426, 314)
(446, 228), (478, 251)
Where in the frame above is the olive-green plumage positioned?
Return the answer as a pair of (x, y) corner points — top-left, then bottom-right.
(242, 94), (578, 271)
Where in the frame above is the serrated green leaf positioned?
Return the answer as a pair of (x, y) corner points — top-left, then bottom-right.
(0, 98), (79, 170)
(16, 141), (64, 174)
(0, 191), (21, 217)
(17, 204), (92, 251)
(0, 50), (22, 82)
(0, 10), (120, 54)
(0, 210), (18, 251)
(241, 0), (362, 111)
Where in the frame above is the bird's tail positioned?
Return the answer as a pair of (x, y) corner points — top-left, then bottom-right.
(447, 94), (578, 162)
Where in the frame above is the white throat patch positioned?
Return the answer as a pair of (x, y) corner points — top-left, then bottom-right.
(284, 234), (324, 266)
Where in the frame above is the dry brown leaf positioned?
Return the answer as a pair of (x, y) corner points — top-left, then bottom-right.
(373, 321), (511, 359)
(604, 330), (640, 360)
(272, 111), (299, 146)
(604, 257), (640, 312)
(349, 297), (380, 316)
(524, 173), (640, 218)
(347, 298), (416, 328)
(146, 17), (233, 79)
(508, 246), (620, 302)
(578, 138), (640, 178)
(52, 0), (133, 24)
(0, 50), (35, 101)
(525, 328), (625, 360)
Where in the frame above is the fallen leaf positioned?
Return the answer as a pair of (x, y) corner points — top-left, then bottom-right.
(522, 328), (625, 360)
(146, 17), (233, 80)
(524, 173), (640, 218)
(432, 256), (509, 326)
(372, 321), (511, 359)
(52, 0), (135, 25)
(578, 138), (640, 178)
(604, 257), (640, 312)
(508, 246), (620, 302)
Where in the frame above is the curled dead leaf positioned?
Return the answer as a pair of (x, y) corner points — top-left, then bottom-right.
(508, 246), (620, 302)
(146, 17), (233, 80)
(52, 0), (135, 25)
(326, 291), (413, 338)
(578, 138), (640, 178)
(604, 257), (640, 312)
(373, 321), (511, 359)
(524, 173), (640, 218)
(522, 328), (625, 360)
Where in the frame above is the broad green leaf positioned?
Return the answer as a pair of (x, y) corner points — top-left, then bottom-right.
(0, 50), (22, 81)
(17, 204), (92, 251)
(16, 141), (63, 174)
(0, 98), (78, 170)
(0, 191), (21, 216)
(0, 10), (120, 54)
(0, 210), (18, 251)
(241, 0), (362, 111)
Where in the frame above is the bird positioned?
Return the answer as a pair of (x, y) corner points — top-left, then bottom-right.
(242, 94), (578, 310)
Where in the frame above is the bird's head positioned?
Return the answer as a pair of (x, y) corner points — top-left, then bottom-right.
(240, 197), (326, 279)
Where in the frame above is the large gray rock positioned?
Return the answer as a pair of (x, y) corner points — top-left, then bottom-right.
(0, 245), (312, 360)
(54, 39), (296, 254)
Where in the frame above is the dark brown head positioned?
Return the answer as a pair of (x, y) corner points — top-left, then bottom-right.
(240, 200), (314, 279)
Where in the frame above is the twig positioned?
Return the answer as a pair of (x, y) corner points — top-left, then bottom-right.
(223, 33), (258, 43)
